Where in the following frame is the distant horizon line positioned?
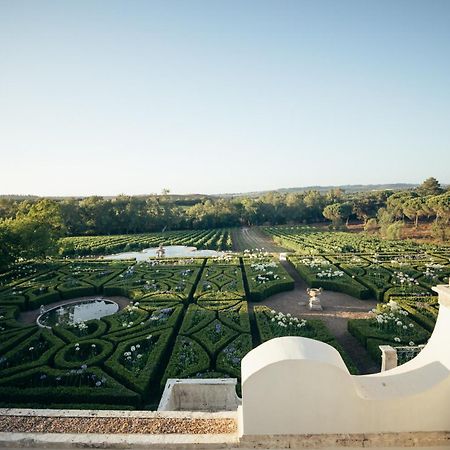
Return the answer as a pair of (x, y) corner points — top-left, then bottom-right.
(1, 181), (448, 199)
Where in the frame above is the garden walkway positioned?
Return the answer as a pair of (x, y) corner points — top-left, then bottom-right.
(249, 261), (380, 374)
(231, 227), (287, 252)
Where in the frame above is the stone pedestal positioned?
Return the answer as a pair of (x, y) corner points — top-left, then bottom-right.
(309, 296), (323, 310)
(379, 345), (398, 371)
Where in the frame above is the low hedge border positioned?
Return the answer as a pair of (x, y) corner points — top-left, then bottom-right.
(347, 318), (430, 348)
(179, 304), (215, 335)
(289, 261), (371, 300)
(53, 319), (108, 343)
(160, 336), (210, 391)
(104, 329), (172, 396)
(0, 366), (140, 407)
(216, 333), (252, 378)
(0, 330), (65, 377)
(218, 302), (251, 333)
(54, 339), (114, 369)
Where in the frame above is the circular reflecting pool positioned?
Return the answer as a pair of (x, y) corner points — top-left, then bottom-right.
(37, 297), (119, 328)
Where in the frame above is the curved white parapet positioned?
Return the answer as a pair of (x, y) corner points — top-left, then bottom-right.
(239, 284), (450, 436)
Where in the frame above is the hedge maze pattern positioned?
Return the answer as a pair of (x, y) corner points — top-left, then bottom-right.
(1, 227), (448, 409)
(0, 255), (292, 409)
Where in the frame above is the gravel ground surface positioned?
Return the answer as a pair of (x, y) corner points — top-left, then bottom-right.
(0, 416), (237, 434)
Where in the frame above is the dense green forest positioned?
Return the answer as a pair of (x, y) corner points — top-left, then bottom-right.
(0, 178), (448, 270)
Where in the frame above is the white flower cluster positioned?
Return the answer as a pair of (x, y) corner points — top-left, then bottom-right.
(251, 262), (277, 271)
(270, 310), (307, 329)
(299, 258), (330, 268)
(123, 343), (143, 362)
(372, 301), (414, 338)
(316, 268), (344, 278)
(393, 272), (419, 286)
(212, 254), (235, 263)
(71, 321), (88, 331)
(244, 248), (270, 259)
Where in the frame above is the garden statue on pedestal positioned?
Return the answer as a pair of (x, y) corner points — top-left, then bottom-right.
(156, 243), (166, 258)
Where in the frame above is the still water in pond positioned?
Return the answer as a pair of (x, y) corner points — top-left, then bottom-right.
(104, 245), (224, 261)
(37, 298), (119, 328)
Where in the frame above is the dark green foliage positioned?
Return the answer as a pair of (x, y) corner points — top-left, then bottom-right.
(0, 366), (140, 407)
(254, 306), (334, 343)
(217, 334), (253, 377)
(106, 304), (183, 342)
(179, 304), (215, 335)
(54, 339), (114, 369)
(396, 298), (438, 332)
(161, 336), (210, 389)
(254, 306), (358, 374)
(192, 320), (238, 355)
(243, 257), (295, 301)
(348, 318), (430, 347)
(289, 257), (371, 299)
(0, 330), (65, 376)
(104, 330), (173, 395)
(52, 319), (108, 342)
(195, 265), (245, 301)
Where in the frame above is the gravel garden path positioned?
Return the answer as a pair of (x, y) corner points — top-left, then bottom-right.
(249, 260), (380, 375)
(231, 227), (287, 252)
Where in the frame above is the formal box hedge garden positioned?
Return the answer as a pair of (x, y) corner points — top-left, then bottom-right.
(1, 226), (448, 410)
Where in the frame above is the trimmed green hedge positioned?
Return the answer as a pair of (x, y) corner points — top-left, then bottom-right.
(348, 318), (430, 347)
(254, 306), (359, 374)
(104, 330), (172, 396)
(54, 339), (114, 369)
(243, 258), (295, 302)
(254, 306), (335, 343)
(161, 336), (210, 390)
(53, 319), (108, 342)
(217, 333), (252, 377)
(179, 304), (215, 335)
(289, 259), (371, 300)
(0, 366), (140, 407)
(0, 330), (65, 377)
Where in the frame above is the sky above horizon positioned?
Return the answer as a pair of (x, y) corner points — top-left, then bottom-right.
(1, 0), (449, 196)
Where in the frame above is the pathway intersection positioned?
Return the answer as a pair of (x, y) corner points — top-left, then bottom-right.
(235, 227), (380, 374)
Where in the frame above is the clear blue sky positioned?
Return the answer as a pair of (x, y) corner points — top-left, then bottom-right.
(0, 0), (449, 196)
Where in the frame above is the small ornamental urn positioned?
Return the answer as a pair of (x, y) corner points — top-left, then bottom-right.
(307, 287), (323, 311)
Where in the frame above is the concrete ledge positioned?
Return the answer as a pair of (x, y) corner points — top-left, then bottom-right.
(1, 431), (449, 449)
(240, 431), (450, 449)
